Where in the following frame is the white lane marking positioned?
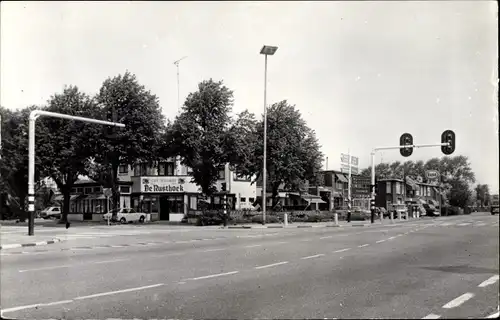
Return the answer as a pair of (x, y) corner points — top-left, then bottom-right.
(186, 271), (239, 281)
(1, 299), (74, 313)
(255, 261), (289, 269)
(442, 292), (474, 309)
(203, 248), (226, 252)
(275, 241), (288, 244)
(245, 244), (262, 248)
(441, 223), (453, 226)
(301, 239), (312, 242)
(476, 223), (487, 227)
(320, 236), (333, 239)
(387, 236), (396, 240)
(404, 232), (409, 235)
(19, 265), (72, 273)
(301, 254), (325, 260)
(457, 223), (470, 226)
(478, 275), (499, 288)
(334, 248), (351, 253)
(358, 244), (370, 248)
(110, 245), (126, 248)
(93, 258), (129, 264)
(376, 239), (386, 243)
(422, 313), (441, 319)
(74, 283), (164, 300)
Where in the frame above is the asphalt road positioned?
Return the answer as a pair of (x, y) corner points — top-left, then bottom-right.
(1, 213), (498, 319)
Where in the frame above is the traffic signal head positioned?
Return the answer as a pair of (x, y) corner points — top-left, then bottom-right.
(221, 183), (227, 192)
(441, 130), (455, 155)
(399, 133), (413, 157)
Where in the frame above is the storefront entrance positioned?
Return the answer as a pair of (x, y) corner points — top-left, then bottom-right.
(159, 195), (184, 220)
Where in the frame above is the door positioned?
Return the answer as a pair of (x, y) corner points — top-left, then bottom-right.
(159, 196), (170, 221)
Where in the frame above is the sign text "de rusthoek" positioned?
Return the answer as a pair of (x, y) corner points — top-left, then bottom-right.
(144, 184), (184, 192)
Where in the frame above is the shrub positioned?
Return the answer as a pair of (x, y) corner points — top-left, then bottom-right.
(251, 215), (280, 224)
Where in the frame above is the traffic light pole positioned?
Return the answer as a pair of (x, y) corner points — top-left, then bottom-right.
(369, 142), (450, 224)
(28, 110), (125, 236)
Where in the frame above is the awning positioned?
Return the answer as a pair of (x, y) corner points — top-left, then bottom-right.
(85, 194), (107, 200)
(301, 194), (326, 204)
(53, 194), (81, 201)
(306, 198), (326, 204)
(432, 187), (439, 194)
(336, 173), (348, 183)
(417, 198), (427, 205)
(429, 199), (439, 206)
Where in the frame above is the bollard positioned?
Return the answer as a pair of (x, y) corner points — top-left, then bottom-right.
(390, 211), (394, 223)
(334, 212), (339, 226)
(284, 213), (288, 227)
(398, 211), (402, 221)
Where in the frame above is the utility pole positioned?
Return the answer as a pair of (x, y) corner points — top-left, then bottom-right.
(173, 56), (188, 113)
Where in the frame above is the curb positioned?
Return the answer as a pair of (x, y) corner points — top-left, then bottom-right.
(0, 238), (62, 250)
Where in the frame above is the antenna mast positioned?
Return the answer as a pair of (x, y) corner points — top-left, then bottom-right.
(173, 56), (188, 113)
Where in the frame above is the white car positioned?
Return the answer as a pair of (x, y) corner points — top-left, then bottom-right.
(103, 208), (147, 224)
(41, 206), (62, 219)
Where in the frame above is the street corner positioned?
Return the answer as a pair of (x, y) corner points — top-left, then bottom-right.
(0, 238), (62, 250)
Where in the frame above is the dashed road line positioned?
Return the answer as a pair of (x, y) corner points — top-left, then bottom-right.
(245, 244), (262, 248)
(387, 236), (396, 240)
(358, 244), (370, 248)
(185, 271), (239, 281)
(442, 292), (474, 309)
(422, 313), (441, 319)
(1, 300), (74, 314)
(203, 248), (226, 252)
(478, 275), (499, 288)
(74, 283), (164, 300)
(457, 223), (471, 226)
(376, 239), (386, 243)
(19, 265), (72, 273)
(320, 236), (333, 239)
(333, 248), (351, 253)
(255, 261), (289, 269)
(301, 254), (325, 260)
(486, 307), (499, 319)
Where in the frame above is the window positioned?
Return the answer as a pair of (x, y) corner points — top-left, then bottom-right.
(213, 196), (220, 205)
(71, 188), (77, 193)
(166, 162), (175, 176)
(395, 182), (401, 195)
(77, 188), (84, 194)
(158, 163), (166, 176)
(386, 182), (391, 194)
(93, 187), (101, 193)
(240, 197), (246, 203)
(189, 196), (197, 210)
(118, 165), (128, 174)
(249, 197), (255, 203)
(120, 186), (131, 193)
(84, 187), (92, 194)
(218, 168), (225, 180)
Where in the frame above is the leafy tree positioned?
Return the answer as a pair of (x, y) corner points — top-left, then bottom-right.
(88, 71), (166, 218)
(162, 79), (235, 196)
(475, 184), (490, 207)
(252, 100), (324, 206)
(0, 106), (45, 221)
(36, 86), (99, 223)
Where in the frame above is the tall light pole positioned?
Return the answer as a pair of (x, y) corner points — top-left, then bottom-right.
(173, 56), (188, 113)
(260, 45), (278, 225)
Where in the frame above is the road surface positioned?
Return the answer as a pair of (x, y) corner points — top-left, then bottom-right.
(1, 212), (498, 319)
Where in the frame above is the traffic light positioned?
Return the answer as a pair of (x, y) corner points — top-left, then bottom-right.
(400, 133), (413, 157)
(441, 130), (456, 155)
(221, 183), (227, 192)
(370, 183), (379, 195)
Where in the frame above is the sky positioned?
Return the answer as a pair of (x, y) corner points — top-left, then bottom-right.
(1, 1), (498, 193)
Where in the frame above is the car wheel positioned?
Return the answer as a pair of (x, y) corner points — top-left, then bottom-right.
(120, 217), (126, 224)
(139, 216), (145, 223)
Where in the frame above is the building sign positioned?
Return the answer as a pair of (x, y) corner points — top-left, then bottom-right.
(425, 170), (440, 183)
(352, 176), (371, 196)
(140, 177), (200, 194)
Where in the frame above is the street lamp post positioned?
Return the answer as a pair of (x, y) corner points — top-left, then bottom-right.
(260, 45), (278, 225)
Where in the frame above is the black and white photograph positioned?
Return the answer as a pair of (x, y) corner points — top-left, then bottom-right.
(0, 1), (498, 319)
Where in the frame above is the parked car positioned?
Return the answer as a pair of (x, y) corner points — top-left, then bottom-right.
(103, 208), (147, 224)
(41, 206), (62, 219)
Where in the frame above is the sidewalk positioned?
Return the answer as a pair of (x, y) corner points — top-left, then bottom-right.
(0, 232), (62, 250)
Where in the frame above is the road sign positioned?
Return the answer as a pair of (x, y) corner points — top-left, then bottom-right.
(425, 170), (440, 180)
(341, 166), (359, 174)
(351, 156), (359, 166)
(352, 176), (370, 196)
(341, 154), (349, 163)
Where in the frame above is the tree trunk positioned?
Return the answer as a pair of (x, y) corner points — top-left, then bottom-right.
(271, 184), (280, 210)
(59, 188), (71, 223)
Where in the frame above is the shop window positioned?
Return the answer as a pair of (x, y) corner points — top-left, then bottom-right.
(386, 182), (391, 194)
(189, 196), (198, 210)
(120, 186), (131, 193)
(77, 188), (84, 194)
(84, 187), (93, 194)
(213, 196), (220, 205)
(395, 182), (401, 195)
(166, 162), (175, 176)
(158, 163), (166, 176)
(118, 165), (128, 174)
